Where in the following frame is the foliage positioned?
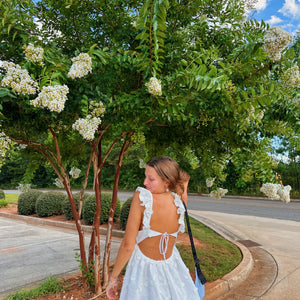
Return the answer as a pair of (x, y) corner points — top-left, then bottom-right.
(3, 277), (63, 300)
(35, 191), (66, 217)
(120, 197), (133, 230)
(17, 190), (43, 215)
(62, 192), (89, 220)
(75, 252), (95, 287)
(82, 193), (121, 225)
(0, 189), (5, 199)
(0, 198), (8, 208)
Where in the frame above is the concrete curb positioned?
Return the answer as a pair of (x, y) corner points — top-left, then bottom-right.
(1, 211), (254, 299)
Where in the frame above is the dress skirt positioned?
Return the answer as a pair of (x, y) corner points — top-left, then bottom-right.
(119, 244), (200, 300)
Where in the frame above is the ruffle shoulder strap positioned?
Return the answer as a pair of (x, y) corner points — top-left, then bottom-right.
(173, 192), (186, 233)
(136, 187), (153, 230)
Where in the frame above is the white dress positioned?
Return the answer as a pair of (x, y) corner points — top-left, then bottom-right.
(119, 187), (200, 300)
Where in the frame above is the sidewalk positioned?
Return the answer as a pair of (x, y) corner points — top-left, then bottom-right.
(0, 208), (277, 299)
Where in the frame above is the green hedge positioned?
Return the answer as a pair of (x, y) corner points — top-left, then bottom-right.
(0, 199), (8, 208)
(82, 193), (121, 225)
(120, 197), (133, 230)
(35, 192), (67, 217)
(0, 189), (5, 200)
(18, 190), (43, 215)
(62, 192), (89, 220)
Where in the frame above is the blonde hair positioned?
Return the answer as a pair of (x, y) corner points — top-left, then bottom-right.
(146, 156), (190, 196)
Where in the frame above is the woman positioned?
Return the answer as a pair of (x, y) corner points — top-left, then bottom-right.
(106, 156), (200, 300)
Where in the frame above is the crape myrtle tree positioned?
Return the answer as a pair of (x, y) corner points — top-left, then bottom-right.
(1, 0), (299, 293)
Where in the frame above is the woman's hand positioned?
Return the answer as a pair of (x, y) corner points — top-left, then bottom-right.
(106, 275), (119, 299)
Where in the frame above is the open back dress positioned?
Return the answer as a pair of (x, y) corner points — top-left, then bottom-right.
(119, 187), (200, 300)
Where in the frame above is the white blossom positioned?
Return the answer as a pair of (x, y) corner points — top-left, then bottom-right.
(209, 187), (228, 200)
(69, 167), (81, 179)
(139, 159), (146, 169)
(206, 178), (215, 188)
(263, 26), (293, 61)
(260, 183), (281, 200)
(89, 101), (105, 117)
(30, 85), (69, 113)
(145, 77), (162, 96)
(24, 44), (44, 66)
(245, 106), (265, 124)
(0, 132), (12, 157)
(261, 183), (292, 203)
(54, 178), (64, 188)
(277, 185), (292, 203)
(17, 183), (31, 193)
(72, 115), (101, 140)
(68, 53), (92, 79)
(281, 64), (300, 88)
(0, 61), (39, 95)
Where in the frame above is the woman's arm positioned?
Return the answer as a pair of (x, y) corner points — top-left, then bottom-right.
(106, 191), (142, 298)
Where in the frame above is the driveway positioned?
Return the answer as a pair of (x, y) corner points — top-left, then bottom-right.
(0, 217), (121, 297)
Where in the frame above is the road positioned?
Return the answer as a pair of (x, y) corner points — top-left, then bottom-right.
(187, 194), (300, 222)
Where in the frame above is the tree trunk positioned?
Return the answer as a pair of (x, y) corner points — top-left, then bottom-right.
(64, 181), (88, 285)
(102, 137), (132, 286)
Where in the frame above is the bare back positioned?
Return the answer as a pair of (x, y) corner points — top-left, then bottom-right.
(137, 189), (185, 260)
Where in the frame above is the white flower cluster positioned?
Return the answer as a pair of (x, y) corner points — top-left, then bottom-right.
(30, 85), (69, 113)
(24, 44), (44, 66)
(17, 183), (31, 193)
(245, 106), (264, 124)
(89, 101), (105, 117)
(209, 187), (228, 200)
(145, 77), (162, 96)
(281, 64), (300, 88)
(54, 178), (64, 188)
(206, 178), (215, 188)
(17, 144), (28, 150)
(69, 167), (81, 179)
(139, 159), (146, 169)
(277, 185), (292, 203)
(68, 53), (92, 79)
(260, 183), (292, 203)
(263, 26), (293, 61)
(0, 132), (12, 157)
(0, 61), (39, 95)
(260, 183), (281, 199)
(72, 115), (101, 140)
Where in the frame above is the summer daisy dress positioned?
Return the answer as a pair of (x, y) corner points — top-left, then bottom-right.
(119, 187), (200, 300)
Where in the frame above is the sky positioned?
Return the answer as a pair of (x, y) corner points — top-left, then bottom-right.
(250, 0), (300, 35)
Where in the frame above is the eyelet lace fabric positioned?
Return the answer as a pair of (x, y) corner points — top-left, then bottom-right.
(119, 187), (201, 300)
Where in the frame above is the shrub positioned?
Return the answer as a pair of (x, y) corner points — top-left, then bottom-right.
(18, 190), (43, 215)
(35, 192), (67, 217)
(0, 189), (5, 200)
(120, 197), (133, 230)
(82, 193), (121, 225)
(0, 198), (8, 208)
(62, 192), (89, 220)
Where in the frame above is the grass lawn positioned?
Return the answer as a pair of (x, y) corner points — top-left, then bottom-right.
(4, 193), (19, 204)
(179, 217), (242, 282)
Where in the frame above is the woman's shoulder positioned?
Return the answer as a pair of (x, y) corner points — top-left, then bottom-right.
(135, 187), (152, 207)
